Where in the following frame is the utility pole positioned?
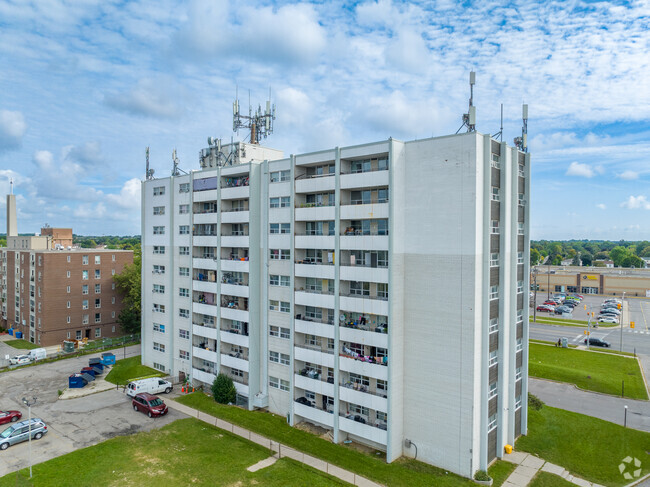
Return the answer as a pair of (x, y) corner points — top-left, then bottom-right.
(533, 267), (538, 323)
(620, 292), (625, 352)
(22, 397), (37, 478)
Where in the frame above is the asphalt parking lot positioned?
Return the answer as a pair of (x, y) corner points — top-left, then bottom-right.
(0, 345), (185, 478)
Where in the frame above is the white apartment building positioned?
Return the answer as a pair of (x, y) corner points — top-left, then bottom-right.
(141, 132), (530, 477)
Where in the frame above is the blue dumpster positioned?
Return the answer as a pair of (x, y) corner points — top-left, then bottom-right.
(69, 374), (87, 388)
(101, 353), (115, 365)
(15, 331), (22, 339)
(81, 367), (97, 378)
(89, 358), (104, 371)
(7, 328), (13, 336)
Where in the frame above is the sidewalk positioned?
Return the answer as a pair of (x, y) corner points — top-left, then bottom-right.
(166, 398), (382, 487)
(503, 451), (605, 487)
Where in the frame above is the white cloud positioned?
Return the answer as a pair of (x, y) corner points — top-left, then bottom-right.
(617, 170), (639, 180)
(105, 79), (185, 119)
(106, 178), (141, 210)
(385, 30), (430, 73)
(596, 203), (606, 210)
(620, 195), (650, 210)
(565, 162), (595, 178)
(64, 141), (104, 166)
(0, 110), (26, 152)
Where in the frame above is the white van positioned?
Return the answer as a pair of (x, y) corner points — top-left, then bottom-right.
(28, 348), (47, 361)
(126, 378), (173, 397)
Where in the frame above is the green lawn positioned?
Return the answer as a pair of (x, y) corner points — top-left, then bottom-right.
(528, 343), (648, 399)
(176, 393), (511, 487)
(529, 471), (576, 487)
(0, 418), (349, 487)
(4, 339), (40, 350)
(531, 316), (618, 328)
(104, 355), (165, 385)
(516, 404), (650, 487)
(489, 460), (517, 486)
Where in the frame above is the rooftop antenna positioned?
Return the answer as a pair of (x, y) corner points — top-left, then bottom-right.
(514, 104), (528, 152)
(233, 87), (276, 144)
(9, 178), (13, 194)
(493, 104), (503, 141)
(171, 149), (187, 176)
(456, 71), (477, 134)
(145, 147), (155, 180)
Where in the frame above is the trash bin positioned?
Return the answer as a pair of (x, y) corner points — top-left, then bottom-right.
(15, 331), (22, 339)
(561, 337), (568, 348)
(63, 341), (75, 353)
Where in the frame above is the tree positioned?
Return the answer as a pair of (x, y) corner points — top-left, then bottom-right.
(113, 252), (141, 334)
(609, 246), (628, 267)
(580, 252), (593, 266)
(621, 255), (644, 268)
(212, 374), (237, 404)
(530, 248), (541, 266)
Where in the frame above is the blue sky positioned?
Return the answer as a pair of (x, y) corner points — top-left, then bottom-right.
(0, 0), (649, 239)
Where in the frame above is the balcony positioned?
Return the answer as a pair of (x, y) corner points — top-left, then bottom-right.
(340, 265), (388, 283)
(193, 302), (218, 317)
(295, 235), (335, 250)
(340, 170), (388, 190)
(339, 355), (388, 381)
(220, 306), (249, 322)
(193, 258), (218, 270)
(221, 235), (249, 248)
(220, 329), (249, 348)
(339, 326), (388, 349)
(193, 323), (218, 340)
(221, 185), (249, 200)
(221, 209), (250, 224)
(221, 353), (249, 373)
(193, 279), (218, 294)
(340, 203), (388, 221)
(221, 282), (249, 298)
(294, 318), (334, 339)
(193, 212), (219, 225)
(294, 344), (335, 368)
(192, 367), (216, 385)
(295, 205), (335, 222)
(295, 175), (335, 194)
(294, 262), (335, 279)
(338, 415), (387, 445)
(234, 381), (249, 396)
(193, 235), (217, 248)
(295, 290), (335, 309)
(339, 385), (387, 412)
(294, 373), (335, 397)
(339, 294), (389, 316)
(193, 346), (218, 363)
(293, 400), (334, 428)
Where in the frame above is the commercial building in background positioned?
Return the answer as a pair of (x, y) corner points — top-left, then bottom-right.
(141, 132), (530, 477)
(533, 265), (650, 297)
(0, 192), (133, 346)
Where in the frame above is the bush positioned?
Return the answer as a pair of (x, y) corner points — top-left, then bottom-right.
(212, 373), (236, 404)
(528, 393), (544, 411)
(474, 470), (491, 481)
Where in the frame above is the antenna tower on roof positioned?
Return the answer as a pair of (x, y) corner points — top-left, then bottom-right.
(233, 87), (276, 144)
(514, 104), (528, 152)
(456, 72), (477, 134)
(145, 147), (155, 180)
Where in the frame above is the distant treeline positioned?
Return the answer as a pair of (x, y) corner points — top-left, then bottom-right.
(531, 240), (648, 268)
(73, 235), (141, 250)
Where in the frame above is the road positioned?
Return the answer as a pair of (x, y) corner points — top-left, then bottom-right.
(0, 345), (185, 478)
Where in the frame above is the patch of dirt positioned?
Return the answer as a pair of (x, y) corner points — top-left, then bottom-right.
(294, 421), (331, 441)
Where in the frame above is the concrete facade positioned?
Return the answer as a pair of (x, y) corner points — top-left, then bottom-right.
(141, 133), (530, 478)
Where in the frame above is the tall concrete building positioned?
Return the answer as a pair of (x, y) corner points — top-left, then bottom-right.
(0, 194), (133, 346)
(141, 132), (530, 477)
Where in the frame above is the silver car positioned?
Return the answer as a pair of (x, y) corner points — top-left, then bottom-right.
(0, 418), (48, 450)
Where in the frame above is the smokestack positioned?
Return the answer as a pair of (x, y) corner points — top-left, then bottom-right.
(7, 180), (17, 237)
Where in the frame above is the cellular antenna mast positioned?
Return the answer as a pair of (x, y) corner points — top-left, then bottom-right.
(233, 87), (276, 144)
(493, 104), (504, 141)
(456, 71), (477, 134)
(514, 104), (528, 152)
(171, 149), (187, 176)
(145, 147), (155, 180)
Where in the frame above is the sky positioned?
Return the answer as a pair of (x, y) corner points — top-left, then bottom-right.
(0, 0), (649, 239)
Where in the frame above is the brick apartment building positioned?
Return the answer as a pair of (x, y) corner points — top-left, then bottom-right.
(0, 192), (133, 346)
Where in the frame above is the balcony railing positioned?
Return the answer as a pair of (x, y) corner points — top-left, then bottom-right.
(295, 202), (335, 208)
(340, 347), (388, 366)
(222, 207), (248, 212)
(342, 229), (389, 236)
(295, 260), (334, 265)
(295, 288), (334, 296)
(221, 300), (248, 311)
(295, 343), (334, 355)
(193, 321), (217, 329)
(340, 381), (387, 399)
(340, 321), (388, 334)
(339, 261), (388, 268)
(220, 327), (249, 337)
(295, 315), (334, 326)
(222, 177), (249, 188)
(339, 412), (387, 431)
(340, 292), (388, 301)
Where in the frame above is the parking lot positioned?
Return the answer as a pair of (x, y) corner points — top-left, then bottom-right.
(0, 345), (185, 478)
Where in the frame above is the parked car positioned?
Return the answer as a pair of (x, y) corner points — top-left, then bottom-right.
(0, 411), (21, 426)
(563, 301), (578, 308)
(584, 337), (610, 347)
(600, 307), (621, 315)
(132, 393), (168, 418)
(28, 348), (47, 361)
(597, 316), (618, 324)
(126, 378), (173, 398)
(554, 306), (572, 314)
(544, 300), (560, 306)
(536, 305), (554, 312)
(8, 355), (31, 366)
(0, 418), (48, 450)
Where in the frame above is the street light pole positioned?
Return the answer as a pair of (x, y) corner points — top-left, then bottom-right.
(620, 292), (625, 352)
(624, 405), (628, 428)
(22, 396), (37, 479)
(547, 262), (551, 300)
(533, 267), (538, 323)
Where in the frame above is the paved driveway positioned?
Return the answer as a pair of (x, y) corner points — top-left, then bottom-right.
(0, 345), (185, 478)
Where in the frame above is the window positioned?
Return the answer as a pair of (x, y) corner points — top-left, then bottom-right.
(518, 164), (525, 177)
(112, 254), (115, 261)
(350, 159), (372, 173)
(68, 301), (72, 309)
(95, 284), (101, 293)
(81, 270), (87, 280)
(111, 311), (115, 318)
(82, 285), (88, 295)
(153, 226), (165, 235)
(350, 281), (370, 296)
(153, 284), (165, 294)
(489, 318), (498, 333)
(270, 170), (290, 182)
(76, 330), (82, 340)
(516, 338), (523, 352)
(515, 395), (522, 409)
(231, 368), (244, 378)
(269, 326), (279, 337)
(279, 353), (290, 365)
(490, 253), (499, 267)
(491, 153), (500, 169)
(491, 187), (500, 201)
(517, 280), (524, 293)
(95, 298), (101, 308)
(491, 220), (499, 235)
(377, 283), (388, 299)
(179, 309), (190, 318)
(179, 329), (190, 339)
(280, 275), (290, 287)
(95, 269), (101, 279)
(280, 301), (290, 313)
(270, 249), (290, 260)
(349, 404), (369, 417)
(280, 379), (290, 391)
(153, 265), (165, 274)
(270, 326), (290, 339)
(280, 327), (290, 339)
(153, 186), (165, 196)
(81, 300), (87, 309)
(270, 196), (291, 208)
(153, 363), (165, 372)
(487, 414), (497, 431)
(67, 286), (70, 293)
(518, 222), (525, 235)
(517, 252), (524, 264)
(518, 193), (525, 206)
(95, 313), (101, 323)
(179, 204), (189, 214)
(489, 350), (498, 367)
(153, 323), (165, 333)
(95, 328), (101, 338)
(488, 382), (497, 399)
(269, 300), (279, 311)
(269, 376), (280, 389)
(153, 206), (165, 215)
(270, 223), (279, 234)
(179, 246), (190, 256)
(179, 267), (189, 277)
(515, 367), (522, 380)
(489, 285), (499, 300)
(377, 379), (388, 393)
(82, 315), (89, 325)
(270, 197), (280, 208)
(270, 351), (280, 363)
(179, 225), (189, 235)
(152, 304), (165, 313)
(67, 255), (71, 263)
(179, 182), (190, 193)
(153, 342), (165, 352)
(153, 246), (165, 254)
(82, 255), (89, 265)
(269, 275), (279, 286)
(179, 288), (189, 297)
(179, 350), (190, 360)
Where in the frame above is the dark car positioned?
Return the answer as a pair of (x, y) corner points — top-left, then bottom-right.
(295, 397), (313, 407)
(584, 337), (610, 347)
(554, 306), (572, 314)
(132, 393), (168, 418)
(0, 411), (22, 426)
(563, 301), (578, 307)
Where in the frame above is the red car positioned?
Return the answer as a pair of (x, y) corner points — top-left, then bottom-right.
(536, 305), (554, 312)
(0, 410), (22, 425)
(544, 300), (560, 306)
(132, 393), (168, 418)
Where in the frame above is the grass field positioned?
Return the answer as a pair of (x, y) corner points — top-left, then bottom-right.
(176, 392), (513, 487)
(516, 404), (650, 487)
(529, 471), (576, 487)
(528, 343), (647, 399)
(0, 418), (349, 487)
(4, 339), (40, 350)
(489, 461), (517, 486)
(104, 355), (165, 385)
(531, 316), (617, 328)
